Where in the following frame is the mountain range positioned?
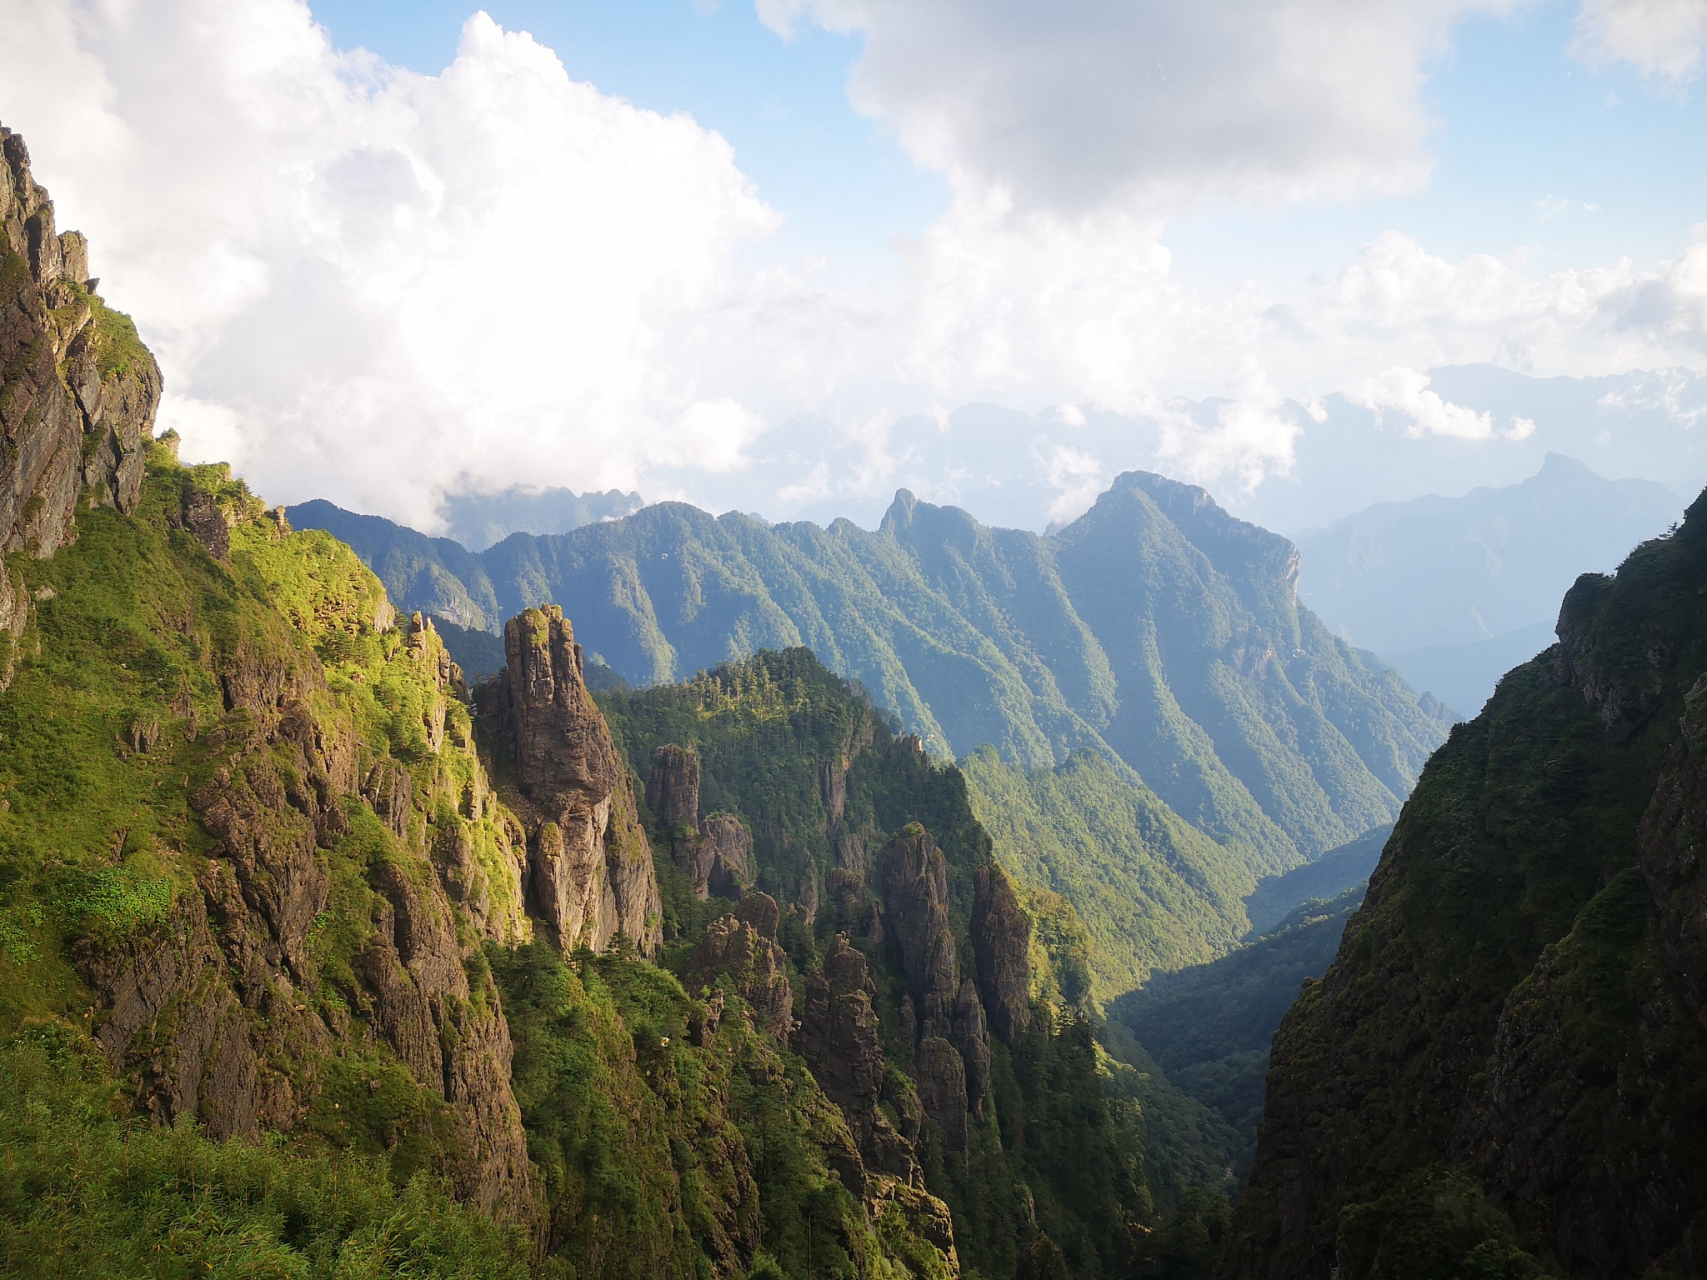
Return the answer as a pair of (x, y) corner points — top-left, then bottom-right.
(292, 476), (1452, 997)
(436, 484), (643, 551)
(1295, 452), (1682, 716)
(17, 107), (1704, 1280)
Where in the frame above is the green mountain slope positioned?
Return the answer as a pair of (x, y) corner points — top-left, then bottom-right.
(1242, 823), (1387, 935)
(958, 746), (1251, 999)
(294, 475), (1451, 1002)
(0, 126), (1028, 1280)
(1226, 487), (1707, 1278)
(292, 479), (1450, 873)
(1110, 887), (1365, 1175)
(594, 648), (1212, 1274)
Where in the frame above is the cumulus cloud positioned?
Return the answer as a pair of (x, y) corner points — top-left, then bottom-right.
(1304, 231), (1707, 380)
(4, 0), (1707, 534)
(758, 0), (1515, 216)
(1350, 368), (1549, 440)
(1571, 0), (1707, 83)
(0, 1), (779, 526)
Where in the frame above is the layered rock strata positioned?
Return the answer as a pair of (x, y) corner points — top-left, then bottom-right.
(480, 605), (662, 955)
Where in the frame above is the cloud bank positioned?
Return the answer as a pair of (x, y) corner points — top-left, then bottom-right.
(1, 0), (1705, 532)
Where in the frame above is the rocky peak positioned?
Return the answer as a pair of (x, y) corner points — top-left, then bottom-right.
(881, 827), (961, 1039)
(688, 898), (794, 1045)
(2, 124), (163, 690)
(692, 812), (756, 900)
(733, 888), (780, 939)
(1, 123), (162, 562)
(483, 605), (661, 955)
(971, 863), (1031, 1044)
(796, 933), (921, 1187)
(646, 742), (699, 827)
(500, 606), (624, 813)
(879, 826), (994, 1145)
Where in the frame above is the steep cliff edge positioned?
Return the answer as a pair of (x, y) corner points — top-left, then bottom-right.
(1226, 487), (1707, 1278)
(1, 127), (162, 690)
(0, 448), (537, 1221)
(598, 648), (1156, 1280)
(475, 604), (662, 956)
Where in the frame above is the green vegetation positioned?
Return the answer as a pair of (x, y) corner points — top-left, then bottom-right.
(297, 473), (1449, 876)
(1227, 492), (1707, 1276)
(599, 648), (1250, 1276)
(1110, 887), (1364, 1174)
(1335, 1169), (1544, 1280)
(959, 747), (1251, 1000)
(0, 1026), (532, 1279)
(494, 940), (943, 1279)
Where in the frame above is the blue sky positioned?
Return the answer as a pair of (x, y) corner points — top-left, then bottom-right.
(311, 0), (950, 286)
(2, 0), (1704, 532)
(305, 0), (1706, 290)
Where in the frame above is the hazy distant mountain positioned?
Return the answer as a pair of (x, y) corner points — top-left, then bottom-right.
(1294, 453), (1682, 715)
(437, 485), (642, 550)
(633, 365), (1707, 539)
(1243, 822), (1389, 936)
(1380, 621), (1556, 721)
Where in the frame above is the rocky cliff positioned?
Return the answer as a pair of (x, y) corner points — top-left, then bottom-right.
(881, 826), (992, 1146)
(478, 604), (662, 956)
(597, 648), (1154, 1278)
(4, 444), (536, 1221)
(0, 122), (1029, 1280)
(1226, 487), (1707, 1278)
(1, 126), (161, 690)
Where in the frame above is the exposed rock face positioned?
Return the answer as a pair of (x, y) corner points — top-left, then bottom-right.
(1, 125), (162, 686)
(683, 811), (755, 901)
(971, 863), (1030, 1045)
(734, 888), (779, 938)
(818, 716), (874, 822)
(880, 827), (991, 1142)
(482, 605), (662, 955)
(688, 892), (794, 1044)
(78, 648), (533, 1220)
(646, 742), (699, 827)
(796, 934), (920, 1186)
(882, 828), (960, 1039)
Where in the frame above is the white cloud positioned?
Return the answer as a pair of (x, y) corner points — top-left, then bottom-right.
(0, 2), (779, 527)
(1304, 231), (1707, 385)
(1156, 364), (1302, 489)
(1351, 367), (1499, 438)
(1537, 196), (1601, 219)
(4, 0), (1707, 536)
(1041, 444), (1105, 526)
(760, 0), (1513, 216)
(1571, 0), (1707, 83)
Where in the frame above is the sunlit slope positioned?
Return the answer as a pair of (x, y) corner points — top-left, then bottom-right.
(296, 474), (1451, 881)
